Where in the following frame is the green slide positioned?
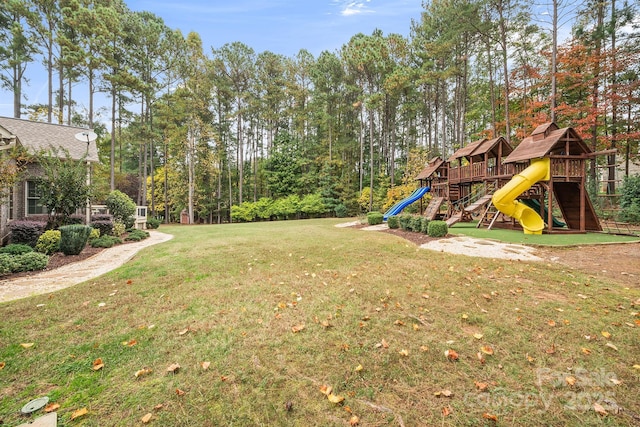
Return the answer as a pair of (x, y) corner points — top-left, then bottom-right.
(521, 199), (566, 228)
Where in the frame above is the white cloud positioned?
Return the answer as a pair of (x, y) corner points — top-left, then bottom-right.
(336, 1), (374, 17)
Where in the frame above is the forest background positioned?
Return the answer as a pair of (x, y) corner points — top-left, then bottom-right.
(1, 0), (639, 224)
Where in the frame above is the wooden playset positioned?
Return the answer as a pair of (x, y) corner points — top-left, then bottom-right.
(407, 122), (608, 235)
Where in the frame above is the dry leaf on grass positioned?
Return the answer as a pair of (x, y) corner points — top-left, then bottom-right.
(44, 403), (60, 413)
(92, 358), (104, 371)
(593, 402), (608, 416)
(475, 381), (489, 391)
(480, 346), (494, 355)
(141, 413), (153, 423)
(175, 388), (186, 396)
(349, 415), (360, 425)
(166, 363), (180, 373)
(482, 412), (498, 421)
(134, 368), (153, 378)
(445, 349), (458, 361)
(291, 324), (305, 333)
(442, 406), (452, 417)
(327, 393), (344, 404)
(0, 362), (5, 370)
(71, 407), (88, 420)
(201, 361), (211, 370)
(20, 343), (34, 348)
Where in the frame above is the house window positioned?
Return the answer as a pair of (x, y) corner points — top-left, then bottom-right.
(26, 181), (47, 215)
(8, 188), (14, 220)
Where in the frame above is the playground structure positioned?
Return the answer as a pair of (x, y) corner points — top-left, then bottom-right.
(385, 122), (609, 235)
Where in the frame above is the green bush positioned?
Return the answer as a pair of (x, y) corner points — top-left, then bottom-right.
(387, 216), (399, 229)
(334, 204), (348, 218)
(398, 214), (413, 231)
(90, 235), (122, 248)
(0, 254), (19, 275)
(125, 229), (149, 242)
(15, 252), (49, 272)
(367, 211), (384, 225)
(113, 221), (126, 237)
(105, 190), (136, 228)
(35, 230), (61, 255)
(410, 216), (423, 232)
(91, 219), (113, 236)
(427, 220), (448, 238)
(420, 217), (430, 234)
(618, 175), (640, 224)
(146, 217), (161, 229)
(59, 224), (92, 255)
(0, 244), (34, 255)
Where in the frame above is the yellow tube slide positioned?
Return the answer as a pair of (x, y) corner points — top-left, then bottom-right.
(491, 158), (550, 235)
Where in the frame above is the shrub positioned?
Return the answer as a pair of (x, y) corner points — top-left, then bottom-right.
(334, 204), (348, 218)
(410, 216), (423, 232)
(387, 216), (399, 229)
(89, 228), (100, 241)
(420, 217), (431, 234)
(59, 224), (92, 256)
(618, 175), (640, 224)
(35, 230), (61, 255)
(125, 229), (149, 242)
(91, 219), (113, 237)
(146, 217), (161, 229)
(91, 214), (113, 222)
(0, 244), (34, 255)
(300, 193), (328, 218)
(398, 214), (413, 231)
(90, 235), (122, 248)
(8, 220), (46, 247)
(15, 252), (49, 272)
(367, 211), (384, 225)
(427, 220), (448, 238)
(113, 221), (126, 237)
(105, 190), (136, 228)
(66, 214), (85, 225)
(0, 254), (20, 275)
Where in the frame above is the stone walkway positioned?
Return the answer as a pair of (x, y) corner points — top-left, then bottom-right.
(0, 231), (173, 303)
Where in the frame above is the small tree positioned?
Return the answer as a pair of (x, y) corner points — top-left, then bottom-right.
(105, 190), (136, 228)
(34, 148), (91, 227)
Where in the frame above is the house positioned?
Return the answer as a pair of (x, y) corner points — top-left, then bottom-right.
(0, 117), (99, 243)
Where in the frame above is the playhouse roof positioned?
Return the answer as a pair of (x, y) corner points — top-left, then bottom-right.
(448, 136), (513, 163)
(415, 156), (445, 180)
(0, 116), (99, 162)
(504, 122), (591, 163)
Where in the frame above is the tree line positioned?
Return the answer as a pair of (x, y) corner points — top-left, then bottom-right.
(1, 0), (639, 223)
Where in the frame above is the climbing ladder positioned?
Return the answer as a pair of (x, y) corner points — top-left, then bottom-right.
(423, 197), (445, 220)
(446, 194), (494, 227)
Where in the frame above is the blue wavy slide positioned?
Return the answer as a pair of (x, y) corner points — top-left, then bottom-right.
(383, 186), (431, 220)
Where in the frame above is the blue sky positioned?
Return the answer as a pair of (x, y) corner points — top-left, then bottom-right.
(0, 0), (424, 119)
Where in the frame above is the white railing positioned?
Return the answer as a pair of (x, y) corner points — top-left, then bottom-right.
(91, 205), (148, 229)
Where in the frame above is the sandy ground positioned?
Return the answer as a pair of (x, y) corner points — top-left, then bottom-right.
(0, 231), (173, 303)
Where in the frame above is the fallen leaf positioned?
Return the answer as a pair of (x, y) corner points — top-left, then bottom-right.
(420, 345), (429, 352)
(633, 365), (640, 370)
(475, 381), (489, 391)
(445, 349), (458, 361)
(442, 406), (452, 417)
(434, 390), (453, 398)
(166, 363), (180, 373)
(526, 353), (535, 363)
(565, 376), (577, 386)
(201, 361), (211, 370)
(593, 402), (608, 416)
(178, 328), (189, 335)
(327, 393), (344, 404)
(482, 412), (498, 421)
(581, 347), (592, 355)
(601, 331), (611, 339)
(610, 378), (623, 385)
(399, 349), (409, 357)
(153, 403), (163, 411)
(20, 343), (34, 348)
(71, 407), (88, 420)
(482, 294), (492, 301)
(175, 388), (186, 396)
(355, 364), (363, 372)
(461, 313), (468, 320)
(412, 324), (420, 331)
(134, 368), (153, 378)
(476, 352), (485, 364)
(480, 346), (494, 355)
(381, 338), (389, 348)
(605, 342), (619, 351)
(394, 319), (405, 326)
(0, 362), (5, 370)
(473, 333), (484, 340)
(126, 279), (133, 285)
(547, 320), (556, 327)
(349, 415), (360, 426)
(320, 385), (333, 396)
(291, 324), (305, 333)
(92, 358), (104, 371)
(141, 413), (153, 423)
(545, 344), (556, 354)
(44, 403), (60, 413)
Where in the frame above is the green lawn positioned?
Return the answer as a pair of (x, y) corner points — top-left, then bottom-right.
(450, 221), (640, 246)
(1, 219), (638, 426)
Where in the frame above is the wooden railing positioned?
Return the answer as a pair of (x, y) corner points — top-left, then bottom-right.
(550, 157), (584, 178)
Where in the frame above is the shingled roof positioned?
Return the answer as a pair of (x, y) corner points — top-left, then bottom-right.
(0, 116), (99, 162)
(415, 156), (445, 180)
(504, 122), (591, 163)
(448, 138), (486, 162)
